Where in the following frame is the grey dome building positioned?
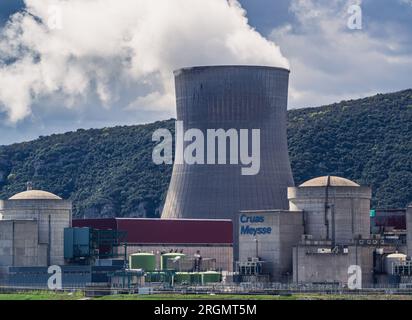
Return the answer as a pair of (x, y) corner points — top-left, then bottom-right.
(0, 188), (71, 266)
(162, 66), (295, 222)
(9, 190), (62, 200)
(288, 176), (372, 244)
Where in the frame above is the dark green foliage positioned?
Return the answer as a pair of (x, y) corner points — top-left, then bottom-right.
(0, 120), (175, 218)
(288, 89), (412, 208)
(0, 89), (411, 217)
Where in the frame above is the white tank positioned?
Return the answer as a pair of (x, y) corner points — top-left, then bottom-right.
(385, 253), (407, 275)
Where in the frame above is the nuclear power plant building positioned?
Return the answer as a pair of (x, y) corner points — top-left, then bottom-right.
(0, 189), (71, 268)
(0, 66), (411, 290)
(161, 66), (294, 221)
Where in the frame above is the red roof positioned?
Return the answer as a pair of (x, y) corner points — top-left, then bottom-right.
(72, 218), (233, 244)
(73, 218), (117, 230)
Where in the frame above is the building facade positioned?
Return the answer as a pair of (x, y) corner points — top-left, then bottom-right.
(237, 210), (303, 281)
(73, 218), (234, 272)
(0, 189), (72, 267)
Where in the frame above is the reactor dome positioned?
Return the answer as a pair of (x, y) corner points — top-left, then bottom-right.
(9, 190), (62, 200)
(386, 253), (407, 260)
(299, 176), (360, 188)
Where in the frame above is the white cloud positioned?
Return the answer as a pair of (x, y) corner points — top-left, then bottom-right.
(271, 0), (412, 108)
(0, 0), (288, 123)
(127, 91), (175, 112)
(400, 0), (412, 6)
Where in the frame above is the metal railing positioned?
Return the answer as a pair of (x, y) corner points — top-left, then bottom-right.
(2, 281), (412, 297)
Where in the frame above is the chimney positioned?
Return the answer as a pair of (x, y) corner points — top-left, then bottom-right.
(26, 181), (33, 191)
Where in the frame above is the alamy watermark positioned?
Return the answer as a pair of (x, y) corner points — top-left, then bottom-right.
(152, 121), (261, 176)
(348, 265), (362, 290)
(47, 265), (62, 290)
(347, 4), (362, 30)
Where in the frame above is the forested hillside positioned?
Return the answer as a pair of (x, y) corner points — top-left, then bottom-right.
(288, 89), (412, 209)
(0, 89), (411, 217)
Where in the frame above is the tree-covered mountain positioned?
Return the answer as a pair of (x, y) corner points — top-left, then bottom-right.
(0, 121), (175, 218)
(0, 89), (411, 217)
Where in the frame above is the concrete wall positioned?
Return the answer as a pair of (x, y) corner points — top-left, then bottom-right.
(0, 220), (48, 267)
(279, 212), (305, 279)
(3, 266), (94, 288)
(238, 210), (303, 281)
(288, 186), (371, 243)
(0, 199), (72, 265)
(293, 245), (375, 287)
(407, 205), (412, 257)
(0, 221), (13, 266)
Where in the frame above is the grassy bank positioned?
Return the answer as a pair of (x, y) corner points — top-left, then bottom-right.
(1, 292), (412, 300)
(0, 291), (84, 300)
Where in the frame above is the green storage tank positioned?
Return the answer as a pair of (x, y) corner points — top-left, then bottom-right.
(190, 272), (203, 284)
(129, 253), (156, 272)
(161, 253), (185, 270)
(202, 271), (221, 284)
(145, 272), (167, 283)
(174, 272), (191, 284)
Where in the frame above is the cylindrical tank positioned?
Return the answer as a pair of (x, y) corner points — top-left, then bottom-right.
(375, 248), (384, 255)
(161, 253), (186, 270)
(288, 176), (372, 243)
(201, 271), (221, 283)
(190, 272), (203, 284)
(145, 272), (166, 283)
(385, 253), (407, 275)
(174, 272), (191, 284)
(129, 253), (156, 271)
(162, 66), (294, 221)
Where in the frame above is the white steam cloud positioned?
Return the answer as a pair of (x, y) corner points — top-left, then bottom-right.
(0, 0), (289, 123)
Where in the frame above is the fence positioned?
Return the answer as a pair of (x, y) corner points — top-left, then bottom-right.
(2, 281), (412, 297)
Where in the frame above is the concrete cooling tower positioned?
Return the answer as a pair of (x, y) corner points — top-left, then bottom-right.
(161, 65), (294, 221)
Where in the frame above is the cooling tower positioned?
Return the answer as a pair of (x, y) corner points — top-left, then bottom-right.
(162, 65), (294, 221)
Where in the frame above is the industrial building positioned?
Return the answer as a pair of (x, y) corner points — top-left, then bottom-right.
(237, 210), (303, 282)
(72, 218), (233, 273)
(371, 208), (406, 233)
(0, 193), (233, 288)
(0, 66), (411, 291)
(289, 176), (375, 286)
(236, 176), (409, 287)
(161, 66), (294, 260)
(406, 205), (412, 257)
(0, 187), (71, 268)
(162, 66), (294, 222)
(0, 182), (411, 289)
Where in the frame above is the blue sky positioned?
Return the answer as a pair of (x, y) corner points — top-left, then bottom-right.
(0, 0), (411, 145)
(0, 0), (23, 26)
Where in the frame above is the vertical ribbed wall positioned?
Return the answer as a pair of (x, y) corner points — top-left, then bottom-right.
(288, 187), (372, 243)
(161, 66), (294, 221)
